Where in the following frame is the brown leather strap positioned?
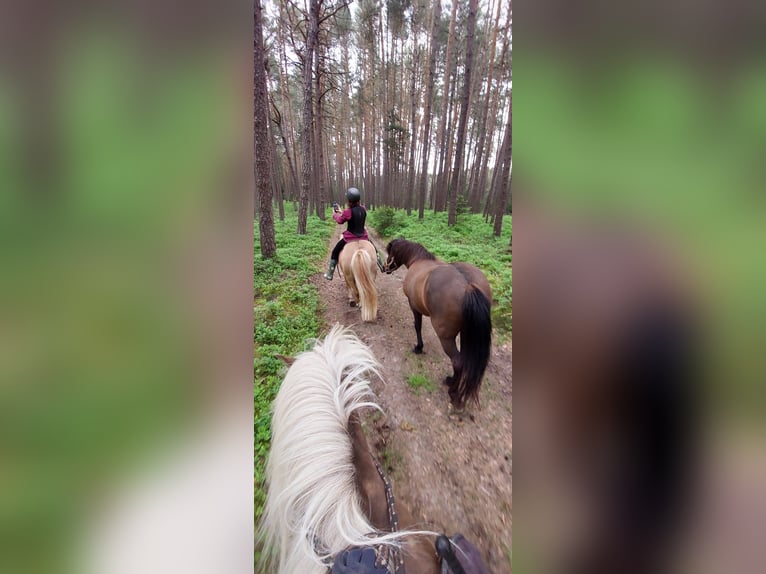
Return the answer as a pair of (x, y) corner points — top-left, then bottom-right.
(371, 456), (405, 574)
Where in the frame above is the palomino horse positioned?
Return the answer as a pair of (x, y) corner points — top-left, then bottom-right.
(338, 240), (379, 322)
(384, 239), (492, 408)
(256, 325), (490, 574)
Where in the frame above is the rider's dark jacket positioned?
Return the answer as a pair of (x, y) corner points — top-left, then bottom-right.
(334, 205), (369, 241)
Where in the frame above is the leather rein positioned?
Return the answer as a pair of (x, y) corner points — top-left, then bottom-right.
(324, 454), (405, 574)
(368, 456), (406, 574)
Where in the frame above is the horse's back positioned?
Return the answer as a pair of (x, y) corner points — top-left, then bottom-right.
(401, 259), (442, 313)
(338, 241), (378, 321)
(425, 263), (491, 307)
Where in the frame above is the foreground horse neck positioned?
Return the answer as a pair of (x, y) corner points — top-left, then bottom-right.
(348, 413), (391, 531)
(348, 413), (440, 574)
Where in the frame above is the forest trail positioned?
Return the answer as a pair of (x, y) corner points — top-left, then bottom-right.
(314, 225), (513, 573)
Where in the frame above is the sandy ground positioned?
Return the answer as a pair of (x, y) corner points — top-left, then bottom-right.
(314, 226), (513, 573)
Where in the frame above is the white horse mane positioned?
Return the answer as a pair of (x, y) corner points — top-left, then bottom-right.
(257, 324), (429, 574)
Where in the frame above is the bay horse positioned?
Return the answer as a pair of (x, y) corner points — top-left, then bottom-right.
(338, 240), (379, 322)
(516, 203), (700, 574)
(256, 325), (490, 574)
(384, 239), (492, 408)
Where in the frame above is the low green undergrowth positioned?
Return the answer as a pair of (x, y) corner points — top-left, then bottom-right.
(371, 209), (512, 338)
(406, 373), (436, 394)
(254, 209), (333, 530)
(370, 206), (408, 237)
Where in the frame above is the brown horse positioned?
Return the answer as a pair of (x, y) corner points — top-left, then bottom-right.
(256, 325), (490, 574)
(338, 240), (379, 322)
(516, 204), (700, 574)
(384, 239), (493, 408)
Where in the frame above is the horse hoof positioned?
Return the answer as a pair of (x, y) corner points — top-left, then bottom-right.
(449, 397), (465, 411)
(443, 376), (453, 387)
(349, 301), (357, 307)
(412, 345), (423, 354)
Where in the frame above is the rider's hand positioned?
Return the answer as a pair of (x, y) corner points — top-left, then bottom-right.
(331, 547), (387, 574)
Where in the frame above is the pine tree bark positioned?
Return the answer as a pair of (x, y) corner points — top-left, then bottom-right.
(337, 29), (351, 194)
(437, 73), (458, 212)
(271, 102), (299, 200)
(493, 97), (512, 236)
(405, 43), (420, 215)
(277, 1), (300, 200)
(267, 108), (285, 221)
(468, 0), (502, 212)
(478, 23), (511, 213)
(254, 0), (276, 257)
(298, 0), (320, 234)
(433, 0), (458, 213)
(447, 0), (478, 226)
(417, 0), (441, 219)
(313, 40), (327, 220)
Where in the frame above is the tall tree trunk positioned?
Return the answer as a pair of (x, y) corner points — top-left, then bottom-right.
(381, 5), (391, 206)
(405, 44), (420, 215)
(314, 41), (326, 220)
(437, 73), (458, 212)
(448, 0), (478, 226)
(271, 102), (300, 199)
(298, 0), (320, 234)
(277, 1), (299, 199)
(478, 25), (511, 213)
(337, 31), (351, 196)
(417, 0), (441, 220)
(433, 0), (459, 213)
(493, 96), (512, 236)
(267, 109), (286, 222)
(254, 0), (276, 257)
(468, 0), (502, 212)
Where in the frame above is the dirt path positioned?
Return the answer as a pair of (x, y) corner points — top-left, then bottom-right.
(314, 226), (513, 573)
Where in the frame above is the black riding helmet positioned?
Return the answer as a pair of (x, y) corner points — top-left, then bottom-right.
(346, 187), (361, 204)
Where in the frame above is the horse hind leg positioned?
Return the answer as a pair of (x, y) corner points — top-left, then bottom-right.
(343, 264), (359, 306)
(411, 309), (424, 353)
(438, 337), (463, 405)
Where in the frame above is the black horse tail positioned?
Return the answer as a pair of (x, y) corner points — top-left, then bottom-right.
(603, 305), (698, 570)
(456, 284), (492, 407)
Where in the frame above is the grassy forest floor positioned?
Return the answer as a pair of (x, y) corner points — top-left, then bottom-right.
(254, 212), (332, 525)
(255, 206), (512, 571)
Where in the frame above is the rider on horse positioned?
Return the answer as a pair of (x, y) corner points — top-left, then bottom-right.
(324, 187), (384, 280)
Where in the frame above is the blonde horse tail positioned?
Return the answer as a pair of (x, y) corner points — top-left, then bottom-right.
(352, 248), (378, 322)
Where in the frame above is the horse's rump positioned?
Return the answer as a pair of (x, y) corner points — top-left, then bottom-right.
(339, 241), (378, 322)
(452, 262), (492, 296)
(351, 248), (378, 322)
(421, 264), (492, 322)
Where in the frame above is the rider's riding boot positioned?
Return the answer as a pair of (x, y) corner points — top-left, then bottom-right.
(376, 251), (385, 272)
(323, 259), (338, 280)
